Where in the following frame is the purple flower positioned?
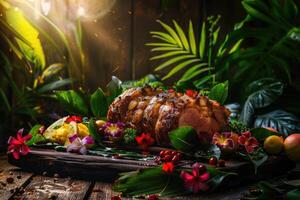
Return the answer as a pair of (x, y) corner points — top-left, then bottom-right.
(66, 134), (94, 155)
(100, 122), (125, 142)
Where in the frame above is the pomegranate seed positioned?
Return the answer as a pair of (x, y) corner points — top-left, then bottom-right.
(209, 156), (218, 166)
(164, 155), (172, 162)
(218, 159), (226, 167)
(198, 164), (207, 174)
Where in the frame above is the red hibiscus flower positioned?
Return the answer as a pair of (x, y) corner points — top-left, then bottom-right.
(7, 129), (32, 160)
(180, 163), (210, 193)
(65, 115), (82, 123)
(135, 133), (155, 150)
(162, 162), (174, 174)
(185, 89), (197, 98)
(238, 131), (259, 153)
(168, 88), (175, 93)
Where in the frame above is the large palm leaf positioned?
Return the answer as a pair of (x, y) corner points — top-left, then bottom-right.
(147, 17), (240, 89)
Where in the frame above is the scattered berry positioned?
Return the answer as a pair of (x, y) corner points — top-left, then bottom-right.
(208, 156), (218, 166)
(198, 164), (207, 174)
(218, 159), (226, 167)
(156, 150), (182, 164)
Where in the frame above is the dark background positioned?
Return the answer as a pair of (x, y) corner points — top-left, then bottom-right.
(81, 0), (246, 89)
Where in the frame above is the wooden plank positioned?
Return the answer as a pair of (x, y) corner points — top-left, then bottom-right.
(0, 169), (33, 200)
(7, 148), (296, 184)
(89, 182), (122, 200)
(16, 175), (91, 200)
(7, 148), (157, 181)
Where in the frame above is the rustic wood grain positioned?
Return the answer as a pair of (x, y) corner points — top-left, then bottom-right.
(17, 175), (91, 200)
(89, 182), (122, 200)
(0, 169), (33, 200)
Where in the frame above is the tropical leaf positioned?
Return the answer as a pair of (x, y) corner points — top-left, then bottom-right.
(114, 167), (186, 197)
(54, 90), (88, 115)
(226, 0), (300, 85)
(199, 22), (206, 59)
(107, 76), (122, 105)
(90, 88), (108, 118)
(0, 88), (11, 112)
(26, 124), (46, 146)
(148, 17), (237, 89)
(41, 63), (65, 81)
(5, 6), (45, 68)
(169, 126), (199, 153)
(208, 81), (228, 104)
(254, 110), (300, 136)
(239, 79), (284, 127)
(36, 79), (72, 93)
(88, 119), (103, 145)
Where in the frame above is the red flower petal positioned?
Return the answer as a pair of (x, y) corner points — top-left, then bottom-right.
(8, 137), (22, 146)
(16, 128), (24, 141)
(22, 134), (32, 142)
(185, 90), (197, 97)
(199, 172), (210, 182)
(247, 137), (259, 147)
(162, 162), (174, 174)
(180, 171), (194, 182)
(242, 131), (251, 138)
(19, 145), (30, 156)
(12, 151), (20, 160)
(238, 135), (246, 145)
(245, 145), (254, 154)
(192, 163), (200, 177)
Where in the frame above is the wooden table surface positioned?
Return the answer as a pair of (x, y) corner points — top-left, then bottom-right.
(0, 154), (275, 200)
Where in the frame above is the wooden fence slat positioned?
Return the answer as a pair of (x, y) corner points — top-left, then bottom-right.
(82, 0), (133, 89)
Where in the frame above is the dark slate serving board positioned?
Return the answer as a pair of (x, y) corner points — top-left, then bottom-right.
(7, 148), (296, 182)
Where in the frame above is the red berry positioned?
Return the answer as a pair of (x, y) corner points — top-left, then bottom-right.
(198, 164), (207, 174)
(218, 159), (226, 167)
(164, 155), (172, 162)
(159, 151), (165, 157)
(171, 151), (177, 156)
(172, 155), (179, 163)
(209, 156), (218, 166)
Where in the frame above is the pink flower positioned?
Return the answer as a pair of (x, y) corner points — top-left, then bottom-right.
(180, 163), (210, 193)
(7, 129), (32, 160)
(238, 131), (259, 153)
(66, 134), (94, 155)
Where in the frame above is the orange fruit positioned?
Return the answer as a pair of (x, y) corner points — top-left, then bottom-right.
(284, 134), (300, 161)
(263, 135), (284, 155)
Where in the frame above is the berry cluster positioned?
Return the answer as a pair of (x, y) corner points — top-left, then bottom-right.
(156, 150), (182, 164)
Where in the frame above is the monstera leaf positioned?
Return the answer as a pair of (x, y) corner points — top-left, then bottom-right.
(254, 110), (300, 136)
(239, 79), (284, 126)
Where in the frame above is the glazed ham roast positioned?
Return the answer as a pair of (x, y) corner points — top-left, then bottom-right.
(107, 86), (231, 145)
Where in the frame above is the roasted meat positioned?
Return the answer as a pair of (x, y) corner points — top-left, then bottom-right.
(107, 86), (231, 145)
